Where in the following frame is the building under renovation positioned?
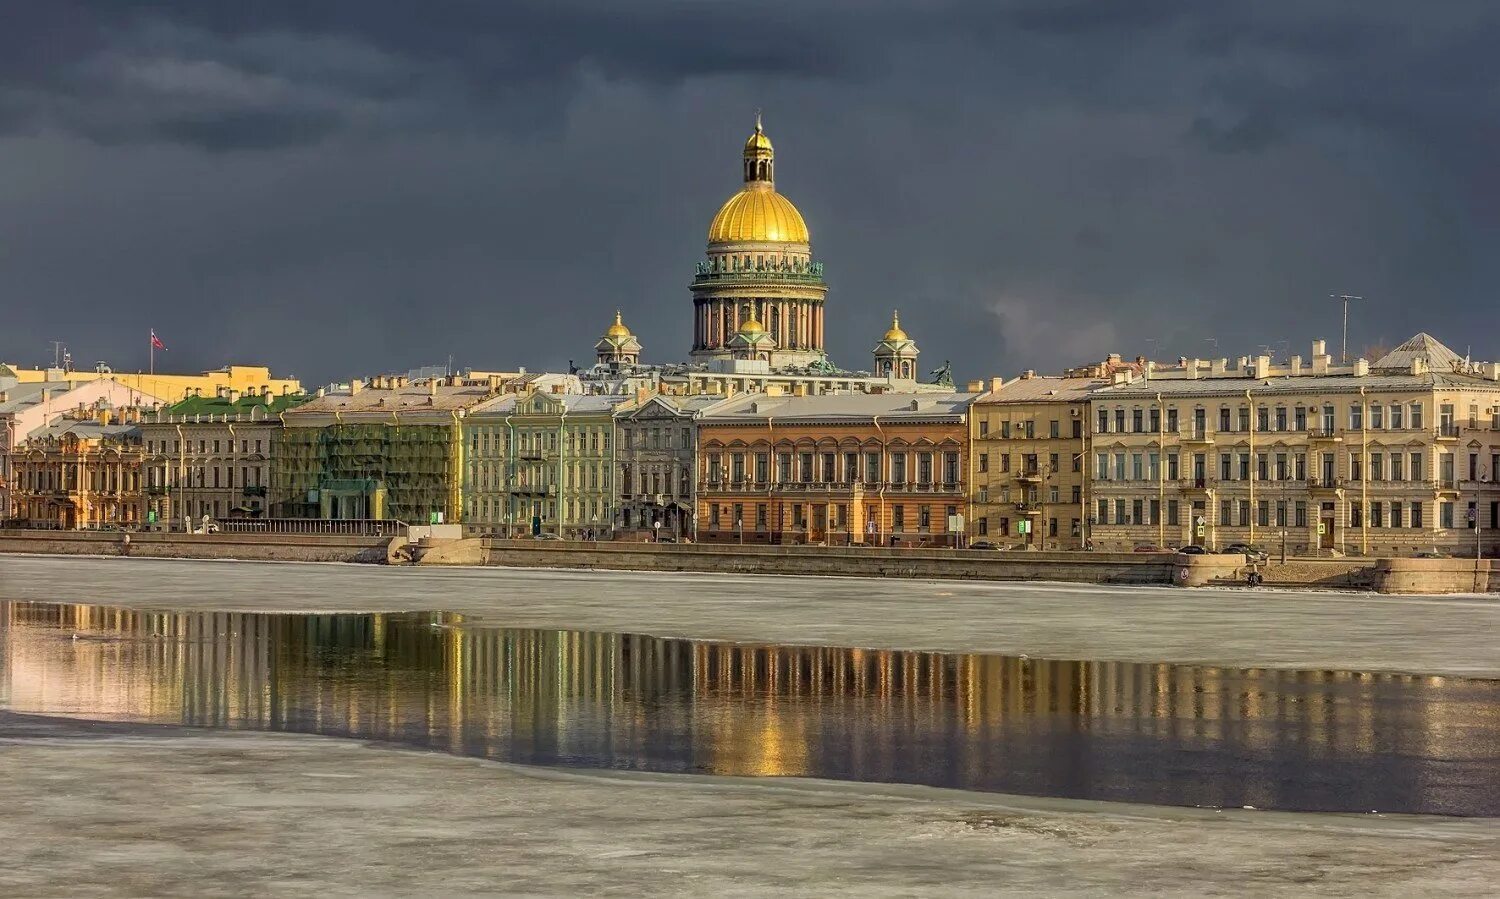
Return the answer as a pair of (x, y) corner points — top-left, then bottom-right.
(274, 376), (497, 524)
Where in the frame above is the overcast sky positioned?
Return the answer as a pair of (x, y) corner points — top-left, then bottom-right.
(2, 2), (1497, 386)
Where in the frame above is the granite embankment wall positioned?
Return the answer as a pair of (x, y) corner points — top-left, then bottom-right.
(0, 530), (389, 564)
(475, 539), (1176, 585)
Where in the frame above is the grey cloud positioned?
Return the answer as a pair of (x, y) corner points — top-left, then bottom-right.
(1, 1), (1497, 386)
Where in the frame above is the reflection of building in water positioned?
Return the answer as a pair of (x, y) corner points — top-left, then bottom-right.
(2, 602), (1491, 794)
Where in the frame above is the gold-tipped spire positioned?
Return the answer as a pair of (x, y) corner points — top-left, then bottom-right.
(605, 310), (632, 339)
(883, 310), (908, 342)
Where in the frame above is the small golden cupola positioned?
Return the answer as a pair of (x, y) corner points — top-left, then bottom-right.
(873, 309), (919, 379)
(596, 311), (643, 368)
(728, 303), (778, 362)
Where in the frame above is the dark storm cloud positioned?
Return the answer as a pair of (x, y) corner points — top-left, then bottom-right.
(2, 1), (1498, 384)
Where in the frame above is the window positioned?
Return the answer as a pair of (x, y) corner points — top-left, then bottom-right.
(1149, 499), (1160, 525)
(1115, 409), (1126, 433)
(1167, 500), (1179, 526)
(943, 452), (960, 485)
(710, 504), (721, 528)
(1294, 501), (1307, 528)
(1349, 452), (1362, 481)
(708, 455), (722, 484)
(1258, 500), (1270, 527)
(1219, 408), (1232, 432)
(1257, 407), (1269, 432)
(1096, 453), (1109, 480)
(1275, 500), (1287, 527)
(822, 452), (836, 483)
(979, 420), (989, 437)
(1412, 501), (1424, 529)
(978, 517), (988, 536)
(1048, 517), (1058, 537)
(1131, 409), (1143, 433)
(1391, 501), (1403, 528)
(1294, 406), (1307, 431)
(1372, 502), (1384, 528)
(1131, 454), (1143, 480)
(1370, 453), (1383, 481)
(1391, 453), (1404, 481)
(893, 505), (905, 531)
(1097, 409), (1109, 433)
(731, 453), (745, 483)
(1275, 452), (1288, 480)
(1000, 454), (1011, 473)
(1410, 402), (1424, 430)
(1071, 485), (1081, 503)
(1238, 453), (1250, 481)
(1370, 404), (1383, 429)
(755, 454), (769, 483)
(800, 452), (814, 482)
(1149, 408), (1160, 432)
(1350, 403), (1363, 430)
(1167, 453), (1179, 480)
(1049, 420), (1060, 439)
(1256, 453), (1268, 481)
(1097, 498), (1109, 523)
(978, 453), (988, 473)
(891, 454), (907, 485)
(1220, 453), (1232, 481)
(1350, 502), (1362, 528)
(1220, 499), (1232, 526)
(1000, 421), (1011, 438)
(1238, 408), (1250, 432)
(1071, 452), (1081, 472)
(1114, 453), (1126, 481)
(917, 452), (933, 485)
(1072, 420), (1083, 439)
(919, 505), (931, 531)
(1275, 407), (1287, 431)
(865, 452), (880, 484)
(1238, 501), (1250, 527)
(1116, 498), (1128, 524)
(1441, 502), (1454, 529)
(1390, 404), (1403, 429)
(1410, 452), (1424, 481)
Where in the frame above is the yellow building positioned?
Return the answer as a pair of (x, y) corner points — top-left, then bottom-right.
(1087, 335), (1500, 556)
(10, 409), (146, 529)
(968, 371), (1105, 548)
(2, 364), (301, 404)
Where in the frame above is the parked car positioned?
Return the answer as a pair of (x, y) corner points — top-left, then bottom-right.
(532, 533), (563, 541)
(1221, 543), (1269, 562)
(1413, 550), (1451, 559)
(1177, 544), (1209, 555)
(968, 540), (1000, 550)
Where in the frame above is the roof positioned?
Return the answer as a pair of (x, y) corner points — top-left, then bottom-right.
(1093, 372), (1447, 400)
(0, 383), (68, 415)
(285, 383), (495, 415)
(166, 393), (309, 416)
(702, 392), (977, 424)
(25, 419), (140, 442)
(1372, 332), (1465, 372)
(977, 375), (1105, 404)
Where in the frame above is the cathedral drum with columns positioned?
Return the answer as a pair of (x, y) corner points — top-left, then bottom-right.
(691, 115), (828, 368)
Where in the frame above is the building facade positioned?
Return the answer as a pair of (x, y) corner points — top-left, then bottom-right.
(968, 372), (1102, 549)
(276, 377), (494, 524)
(1, 379), (161, 523)
(463, 389), (629, 538)
(691, 115), (829, 368)
(1087, 335), (1500, 556)
(139, 389), (308, 529)
(10, 411), (144, 529)
(696, 393), (974, 546)
(614, 394), (730, 541)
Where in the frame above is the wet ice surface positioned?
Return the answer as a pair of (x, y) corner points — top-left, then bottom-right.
(3, 601), (1497, 816)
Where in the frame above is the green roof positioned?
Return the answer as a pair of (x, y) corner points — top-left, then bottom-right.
(166, 393), (311, 416)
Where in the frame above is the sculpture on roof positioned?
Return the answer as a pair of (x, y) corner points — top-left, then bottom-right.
(929, 360), (953, 387)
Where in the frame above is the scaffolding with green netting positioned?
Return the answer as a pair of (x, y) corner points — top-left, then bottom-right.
(273, 421), (462, 523)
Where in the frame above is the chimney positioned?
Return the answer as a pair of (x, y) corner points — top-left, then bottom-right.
(1312, 339), (1326, 358)
(349, 379), (365, 395)
(228, 389), (240, 403)
(316, 388), (326, 399)
(966, 380), (983, 392)
(1353, 359), (1369, 376)
(1289, 355), (1303, 376)
(1487, 362), (1500, 381)
(427, 380), (438, 397)
(990, 377), (1004, 392)
(1021, 369), (1036, 380)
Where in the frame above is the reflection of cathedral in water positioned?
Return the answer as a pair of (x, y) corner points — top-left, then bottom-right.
(3, 602), (1495, 814)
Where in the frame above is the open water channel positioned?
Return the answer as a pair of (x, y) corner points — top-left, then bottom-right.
(1, 601), (1496, 816)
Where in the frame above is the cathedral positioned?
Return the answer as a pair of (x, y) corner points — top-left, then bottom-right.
(593, 115), (928, 383)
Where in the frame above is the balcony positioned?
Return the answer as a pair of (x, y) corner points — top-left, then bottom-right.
(1181, 428), (1214, 444)
(1307, 427), (1342, 442)
(1437, 423), (1461, 440)
(242, 485), (268, 498)
(1015, 469), (1044, 483)
(1307, 477), (1343, 491)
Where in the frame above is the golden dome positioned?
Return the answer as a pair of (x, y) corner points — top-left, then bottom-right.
(708, 189), (809, 244)
(883, 310), (908, 342)
(738, 316), (766, 336)
(605, 310), (632, 339)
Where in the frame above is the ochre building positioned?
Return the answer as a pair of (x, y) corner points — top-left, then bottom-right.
(696, 392), (974, 546)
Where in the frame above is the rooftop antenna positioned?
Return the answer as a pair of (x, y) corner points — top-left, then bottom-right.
(50, 341), (65, 369)
(1329, 294), (1363, 363)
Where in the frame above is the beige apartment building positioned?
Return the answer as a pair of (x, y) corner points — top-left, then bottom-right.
(967, 371), (1104, 548)
(1086, 334), (1500, 556)
(139, 388), (308, 529)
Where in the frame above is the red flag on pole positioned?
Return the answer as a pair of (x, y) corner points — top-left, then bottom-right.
(151, 331), (166, 350)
